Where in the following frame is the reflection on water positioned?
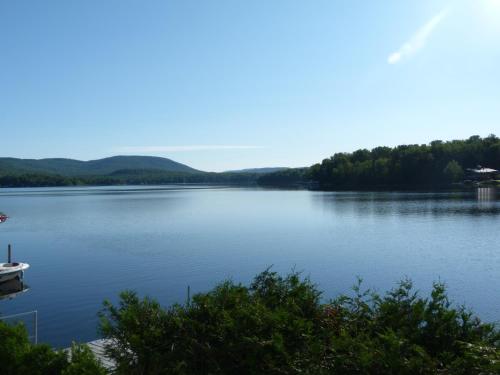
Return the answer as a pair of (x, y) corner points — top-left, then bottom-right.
(0, 185), (223, 198)
(0, 279), (29, 300)
(0, 186), (498, 347)
(476, 188), (497, 213)
(477, 187), (496, 200)
(313, 190), (500, 217)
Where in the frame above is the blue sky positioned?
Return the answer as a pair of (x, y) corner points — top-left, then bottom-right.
(1, 0), (499, 171)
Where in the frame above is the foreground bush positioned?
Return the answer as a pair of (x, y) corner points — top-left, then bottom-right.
(100, 270), (499, 374)
(0, 321), (106, 375)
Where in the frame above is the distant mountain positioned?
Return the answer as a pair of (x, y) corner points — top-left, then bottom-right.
(225, 167), (289, 174)
(0, 156), (200, 176)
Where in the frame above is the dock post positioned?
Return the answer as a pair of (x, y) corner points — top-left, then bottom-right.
(8, 244), (11, 263)
(34, 310), (38, 344)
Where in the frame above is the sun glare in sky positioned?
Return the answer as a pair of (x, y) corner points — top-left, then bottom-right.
(479, 0), (500, 32)
(486, 0), (500, 6)
(1, 1), (499, 169)
(483, 0), (500, 14)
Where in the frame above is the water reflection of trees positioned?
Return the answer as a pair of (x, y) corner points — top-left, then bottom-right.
(312, 189), (500, 217)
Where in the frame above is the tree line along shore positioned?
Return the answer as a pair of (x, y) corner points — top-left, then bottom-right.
(0, 135), (498, 188)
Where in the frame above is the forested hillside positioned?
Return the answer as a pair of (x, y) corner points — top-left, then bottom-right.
(259, 135), (500, 188)
(1, 135), (499, 188)
(0, 155), (198, 176)
(0, 170), (261, 187)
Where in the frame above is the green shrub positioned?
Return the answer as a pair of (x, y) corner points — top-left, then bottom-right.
(3, 270), (498, 374)
(319, 279), (500, 374)
(0, 321), (106, 375)
(99, 271), (499, 374)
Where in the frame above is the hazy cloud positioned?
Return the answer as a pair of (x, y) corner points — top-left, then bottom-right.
(114, 145), (263, 153)
(388, 8), (449, 64)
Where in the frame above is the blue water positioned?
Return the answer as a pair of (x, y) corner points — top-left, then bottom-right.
(0, 186), (499, 347)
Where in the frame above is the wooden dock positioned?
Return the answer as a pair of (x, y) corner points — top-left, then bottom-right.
(67, 339), (116, 370)
(87, 339), (116, 370)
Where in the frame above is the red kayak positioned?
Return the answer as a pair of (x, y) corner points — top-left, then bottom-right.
(0, 214), (8, 223)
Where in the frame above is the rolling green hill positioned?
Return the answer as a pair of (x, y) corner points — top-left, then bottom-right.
(0, 157), (265, 187)
(2, 135), (498, 188)
(0, 156), (200, 176)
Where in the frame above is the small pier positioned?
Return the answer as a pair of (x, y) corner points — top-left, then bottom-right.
(67, 339), (116, 370)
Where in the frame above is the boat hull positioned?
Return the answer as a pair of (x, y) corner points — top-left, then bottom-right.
(0, 263), (30, 284)
(0, 271), (22, 283)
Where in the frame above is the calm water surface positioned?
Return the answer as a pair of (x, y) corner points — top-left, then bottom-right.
(0, 186), (499, 347)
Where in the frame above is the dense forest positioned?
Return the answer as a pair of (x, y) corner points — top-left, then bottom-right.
(259, 134), (500, 188)
(1, 135), (499, 188)
(0, 170), (261, 187)
(0, 156), (272, 187)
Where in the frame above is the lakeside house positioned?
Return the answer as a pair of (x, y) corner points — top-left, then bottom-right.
(465, 166), (499, 181)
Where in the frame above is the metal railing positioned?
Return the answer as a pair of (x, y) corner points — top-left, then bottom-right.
(0, 310), (38, 344)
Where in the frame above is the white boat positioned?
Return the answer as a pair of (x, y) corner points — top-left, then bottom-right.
(0, 262), (30, 283)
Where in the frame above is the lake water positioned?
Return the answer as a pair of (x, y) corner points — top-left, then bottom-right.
(0, 186), (499, 347)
